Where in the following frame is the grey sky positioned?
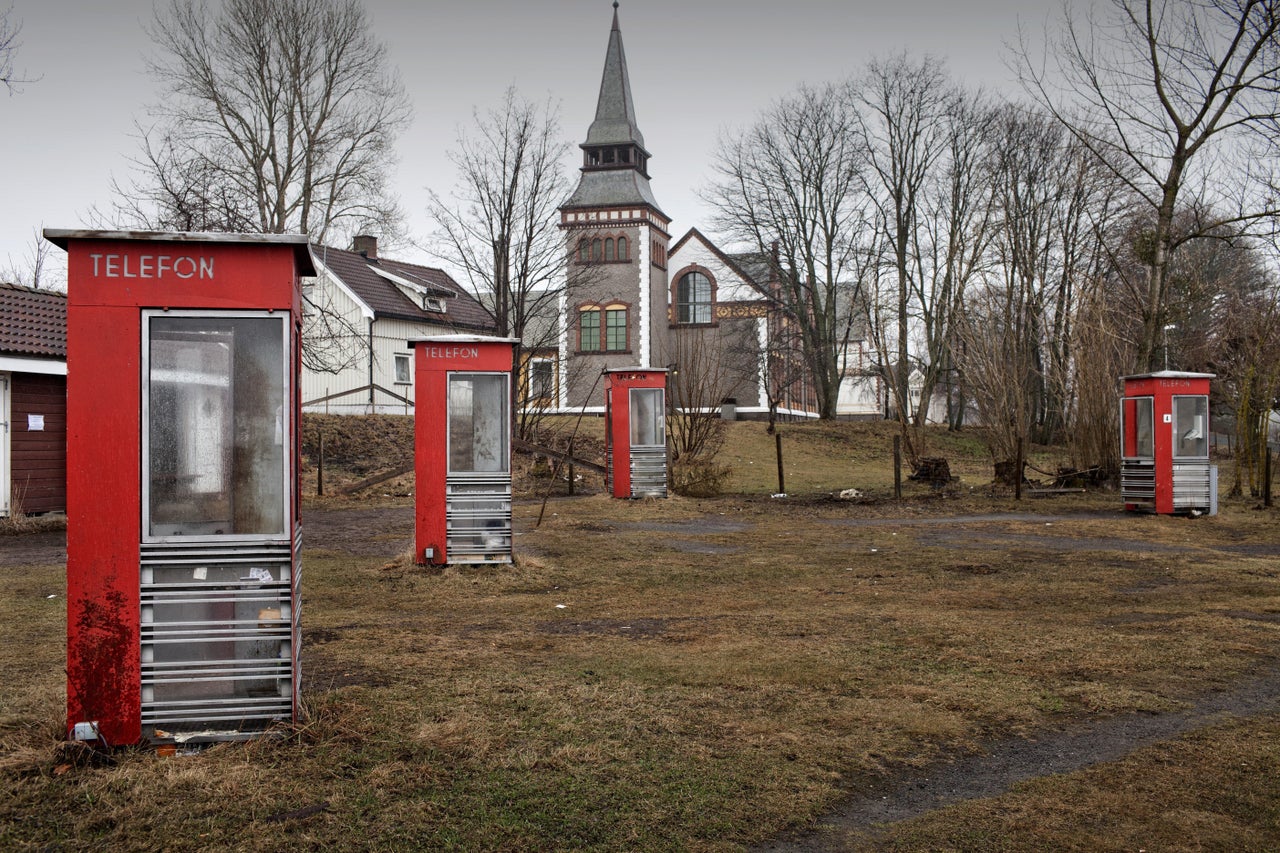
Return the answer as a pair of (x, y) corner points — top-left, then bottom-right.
(1, 0), (1062, 283)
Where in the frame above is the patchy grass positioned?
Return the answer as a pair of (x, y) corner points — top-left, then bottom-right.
(3, 419), (1279, 850)
(866, 717), (1280, 851)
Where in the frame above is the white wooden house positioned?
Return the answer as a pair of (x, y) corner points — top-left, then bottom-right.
(303, 237), (495, 415)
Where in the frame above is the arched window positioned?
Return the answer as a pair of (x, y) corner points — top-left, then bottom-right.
(577, 238), (589, 264)
(676, 271), (713, 324)
(617, 236), (628, 260)
(604, 237), (615, 262)
(591, 239), (603, 262)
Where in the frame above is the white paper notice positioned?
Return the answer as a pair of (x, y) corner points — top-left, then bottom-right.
(193, 566), (208, 581)
(27, 414), (44, 431)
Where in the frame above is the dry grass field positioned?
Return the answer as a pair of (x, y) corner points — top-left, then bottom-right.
(2, 419), (1278, 851)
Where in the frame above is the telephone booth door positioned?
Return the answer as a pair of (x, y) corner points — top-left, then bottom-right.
(604, 368), (668, 499)
(414, 336), (518, 565)
(1121, 371), (1215, 514)
(51, 230), (310, 746)
(140, 312), (296, 739)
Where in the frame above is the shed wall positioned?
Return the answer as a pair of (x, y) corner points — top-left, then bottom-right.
(10, 372), (66, 514)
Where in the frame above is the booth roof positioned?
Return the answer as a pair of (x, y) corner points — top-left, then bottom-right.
(42, 229), (316, 276)
(1121, 370), (1216, 380)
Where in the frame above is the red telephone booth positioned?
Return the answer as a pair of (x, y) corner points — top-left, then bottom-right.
(604, 368), (668, 499)
(413, 335), (517, 565)
(48, 229), (312, 746)
(1120, 371), (1216, 515)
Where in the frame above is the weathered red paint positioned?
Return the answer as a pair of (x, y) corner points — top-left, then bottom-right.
(413, 337), (515, 565)
(1121, 372), (1212, 514)
(604, 368), (666, 499)
(60, 233), (309, 745)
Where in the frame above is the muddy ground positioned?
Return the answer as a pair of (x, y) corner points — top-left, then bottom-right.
(10, 500), (1278, 849)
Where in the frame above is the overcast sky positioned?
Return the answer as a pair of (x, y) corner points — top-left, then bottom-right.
(0, 0), (1063, 285)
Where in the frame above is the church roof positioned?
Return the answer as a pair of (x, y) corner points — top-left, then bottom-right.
(563, 168), (661, 212)
(564, 3), (664, 215)
(585, 4), (645, 150)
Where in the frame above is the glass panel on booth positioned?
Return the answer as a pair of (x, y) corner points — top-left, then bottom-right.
(146, 315), (287, 537)
(630, 387), (665, 447)
(1173, 396), (1208, 458)
(448, 374), (509, 473)
(1122, 397), (1154, 459)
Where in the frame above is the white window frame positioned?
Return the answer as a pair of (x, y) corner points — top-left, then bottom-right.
(394, 353), (413, 385)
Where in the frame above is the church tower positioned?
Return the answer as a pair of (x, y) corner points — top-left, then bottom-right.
(559, 2), (670, 409)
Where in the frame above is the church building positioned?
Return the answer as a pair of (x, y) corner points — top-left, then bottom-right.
(556, 5), (876, 420)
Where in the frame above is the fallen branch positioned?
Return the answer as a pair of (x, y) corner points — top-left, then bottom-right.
(336, 462), (414, 495)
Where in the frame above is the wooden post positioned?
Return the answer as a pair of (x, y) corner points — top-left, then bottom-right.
(1265, 447), (1273, 508)
(1015, 436), (1023, 501)
(893, 435), (902, 500)
(568, 438), (576, 497)
(775, 432), (785, 495)
(317, 431), (325, 497)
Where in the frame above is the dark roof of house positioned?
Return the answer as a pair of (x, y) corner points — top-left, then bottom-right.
(311, 245), (494, 332)
(0, 282), (67, 360)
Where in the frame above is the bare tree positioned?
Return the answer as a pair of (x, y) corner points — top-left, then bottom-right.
(425, 88), (585, 439)
(954, 103), (1131, 483)
(0, 5), (29, 94)
(706, 83), (867, 419)
(1018, 0), (1280, 371)
(1212, 281), (1280, 496)
(1069, 283), (1131, 482)
(665, 330), (730, 459)
(854, 54), (956, 450)
(112, 0), (411, 244)
(2, 227), (65, 291)
(922, 91), (999, 432)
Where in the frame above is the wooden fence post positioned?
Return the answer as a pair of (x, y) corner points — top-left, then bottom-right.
(893, 435), (902, 500)
(775, 432), (785, 495)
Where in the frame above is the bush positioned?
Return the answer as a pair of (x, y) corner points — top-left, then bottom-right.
(670, 456), (733, 497)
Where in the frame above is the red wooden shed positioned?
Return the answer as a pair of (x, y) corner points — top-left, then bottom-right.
(0, 283), (67, 517)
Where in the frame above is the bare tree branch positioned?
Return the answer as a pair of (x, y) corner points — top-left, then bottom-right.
(705, 82), (868, 419)
(1015, 0), (1280, 370)
(113, 0), (411, 245)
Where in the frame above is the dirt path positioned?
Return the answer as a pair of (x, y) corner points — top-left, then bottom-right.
(0, 530), (65, 567)
(754, 666), (1280, 851)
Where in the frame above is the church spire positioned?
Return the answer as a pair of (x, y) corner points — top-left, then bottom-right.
(585, 1), (646, 154)
(563, 2), (661, 213)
